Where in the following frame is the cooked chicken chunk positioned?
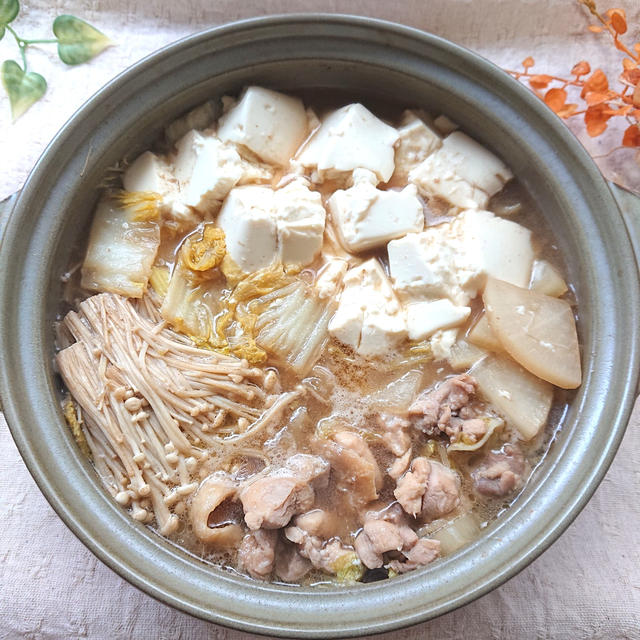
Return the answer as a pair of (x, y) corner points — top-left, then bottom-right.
(285, 511), (353, 575)
(317, 431), (382, 506)
(455, 418), (487, 444)
(408, 374), (478, 437)
(240, 454), (329, 529)
(472, 443), (526, 497)
(389, 449), (412, 480)
(388, 538), (441, 574)
(355, 519), (412, 569)
(275, 538), (312, 582)
(355, 503), (440, 571)
(238, 529), (278, 580)
(294, 509), (340, 539)
(377, 414), (413, 479)
(394, 457), (460, 521)
(377, 413), (411, 457)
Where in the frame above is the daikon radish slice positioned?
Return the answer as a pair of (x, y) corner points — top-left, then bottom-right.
(483, 277), (581, 389)
(467, 313), (503, 352)
(529, 259), (568, 297)
(472, 354), (553, 440)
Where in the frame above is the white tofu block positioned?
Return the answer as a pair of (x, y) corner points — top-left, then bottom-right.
(328, 259), (407, 357)
(329, 295), (363, 349)
(173, 131), (244, 211)
(273, 178), (326, 266)
(433, 114), (458, 135)
(406, 299), (470, 341)
(123, 150), (199, 228)
(387, 225), (479, 306)
(392, 111), (442, 183)
(360, 308), (407, 357)
(315, 258), (348, 299)
(123, 151), (175, 195)
(216, 186), (278, 273)
(464, 210), (534, 288)
(277, 220), (323, 266)
(297, 103), (399, 183)
(444, 132), (513, 195)
(217, 86), (308, 166)
(217, 180), (326, 273)
(164, 100), (217, 147)
(236, 156), (275, 186)
(328, 170), (424, 252)
(387, 209), (534, 305)
(409, 131), (513, 209)
(430, 328), (459, 361)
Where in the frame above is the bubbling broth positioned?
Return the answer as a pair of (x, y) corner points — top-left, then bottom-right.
(55, 87), (581, 584)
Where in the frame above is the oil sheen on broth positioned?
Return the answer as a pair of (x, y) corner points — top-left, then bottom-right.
(55, 86), (582, 585)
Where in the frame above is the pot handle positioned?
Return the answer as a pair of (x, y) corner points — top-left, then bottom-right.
(0, 190), (19, 251)
(610, 182), (640, 272)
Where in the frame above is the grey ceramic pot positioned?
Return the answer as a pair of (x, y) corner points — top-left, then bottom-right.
(1, 14), (640, 638)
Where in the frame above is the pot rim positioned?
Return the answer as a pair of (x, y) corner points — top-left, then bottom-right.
(1, 13), (639, 638)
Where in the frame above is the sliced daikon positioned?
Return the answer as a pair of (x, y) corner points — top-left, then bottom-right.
(448, 339), (487, 371)
(466, 313), (503, 352)
(430, 512), (480, 554)
(471, 354), (553, 440)
(483, 277), (581, 389)
(366, 369), (423, 412)
(529, 259), (568, 297)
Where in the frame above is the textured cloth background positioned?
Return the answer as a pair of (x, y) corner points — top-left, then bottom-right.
(1, 1), (640, 638)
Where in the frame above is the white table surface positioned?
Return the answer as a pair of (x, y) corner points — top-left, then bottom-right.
(1, 1), (639, 638)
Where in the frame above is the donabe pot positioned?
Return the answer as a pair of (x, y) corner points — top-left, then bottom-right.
(1, 15), (639, 638)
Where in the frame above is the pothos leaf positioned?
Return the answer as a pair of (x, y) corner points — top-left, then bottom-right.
(53, 15), (112, 65)
(1, 59), (47, 120)
(0, 0), (19, 26)
(0, 26), (5, 41)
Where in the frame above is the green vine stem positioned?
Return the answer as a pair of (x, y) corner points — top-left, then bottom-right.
(5, 24), (57, 71)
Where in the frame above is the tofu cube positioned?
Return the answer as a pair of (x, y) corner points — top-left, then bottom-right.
(430, 328), (459, 361)
(173, 131), (244, 212)
(216, 186), (278, 273)
(123, 151), (176, 196)
(388, 224), (479, 306)
(388, 209), (534, 306)
(217, 86), (309, 166)
(328, 259), (407, 357)
(297, 103), (399, 183)
(391, 110), (442, 184)
(273, 178), (326, 266)
(444, 132), (513, 195)
(464, 210), (534, 288)
(433, 114), (459, 135)
(409, 131), (513, 209)
(328, 169), (424, 253)
(406, 299), (470, 341)
(329, 294), (364, 349)
(217, 180), (326, 274)
(359, 307), (407, 357)
(123, 150), (199, 228)
(315, 258), (348, 299)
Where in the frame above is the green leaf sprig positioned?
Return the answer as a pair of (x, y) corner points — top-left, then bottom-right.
(0, 0), (112, 120)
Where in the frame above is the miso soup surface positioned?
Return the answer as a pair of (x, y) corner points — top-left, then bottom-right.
(54, 87), (580, 585)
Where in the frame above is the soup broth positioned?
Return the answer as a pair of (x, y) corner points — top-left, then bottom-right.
(55, 87), (581, 584)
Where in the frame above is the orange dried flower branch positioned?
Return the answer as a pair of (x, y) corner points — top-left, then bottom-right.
(505, 0), (640, 150)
